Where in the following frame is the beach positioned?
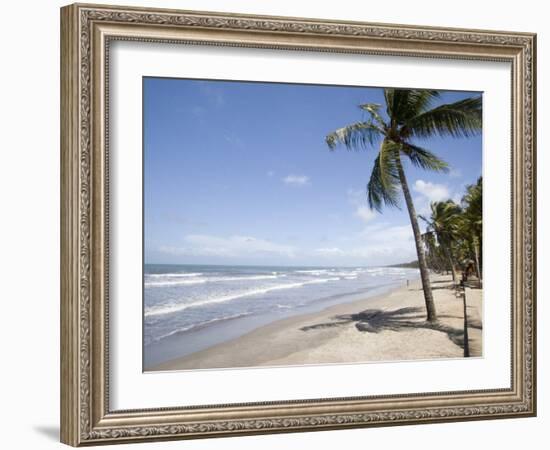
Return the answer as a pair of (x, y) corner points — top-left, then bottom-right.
(150, 274), (482, 371)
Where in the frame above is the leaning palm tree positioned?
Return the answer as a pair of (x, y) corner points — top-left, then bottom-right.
(326, 89), (482, 322)
(419, 200), (463, 283)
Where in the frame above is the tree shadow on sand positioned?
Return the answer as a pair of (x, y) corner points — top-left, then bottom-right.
(300, 307), (477, 352)
(414, 284), (456, 291)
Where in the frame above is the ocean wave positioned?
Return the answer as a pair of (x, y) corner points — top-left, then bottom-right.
(145, 278), (209, 287)
(144, 277), (339, 317)
(295, 268), (365, 278)
(147, 272), (203, 278)
(332, 270), (361, 277)
(294, 269), (331, 275)
(145, 274), (279, 288)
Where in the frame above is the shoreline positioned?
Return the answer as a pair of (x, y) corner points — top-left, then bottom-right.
(143, 278), (407, 367)
(149, 274), (482, 371)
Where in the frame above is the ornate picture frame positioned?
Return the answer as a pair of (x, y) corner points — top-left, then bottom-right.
(60, 3), (536, 446)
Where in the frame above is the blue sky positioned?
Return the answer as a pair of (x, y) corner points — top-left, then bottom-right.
(144, 78), (482, 267)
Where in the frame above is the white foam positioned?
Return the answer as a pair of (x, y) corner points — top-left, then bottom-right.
(275, 304), (292, 309)
(145, 274), (279, 288)
(145, 278), (208, 287)
(144, 278), (339, 317)
(332, 270), (362, 277)
(294, 269), (330, 275)
(147, 272), (203, 278)
(150, 312), (252, 343)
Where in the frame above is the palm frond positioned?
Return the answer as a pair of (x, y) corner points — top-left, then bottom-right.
(403, 90), (441, 116)
(384, 89), (440, 124)
(406, 96), (482, 139)
(402, 143), (449, 173)
(367, 144), (401, 212)
(383, 89), (395, 120)
(358, 103), (385, 126)
(378, 139), (401, 192)
(427, 200), (463, 243)
(325, 122), (382, 151)
(461, 176), (482, 235)
(387, 89), (410, 124)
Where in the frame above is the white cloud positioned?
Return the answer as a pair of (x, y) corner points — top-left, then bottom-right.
(355, 206), (377, 224)
(157, 225), (417, 266)
(282, 174), (310, 186)
(413, 179), (451, 202)
(352, 223), (415, 260)
(414, 196), (431, 216)
(159, 234), (296, 259)
(358, 223), (412, 244)
(313, 223), (416, 264)
(267, 170), (275, 177)
(315, 247), (345, 256)
(347, 187), (378, 224)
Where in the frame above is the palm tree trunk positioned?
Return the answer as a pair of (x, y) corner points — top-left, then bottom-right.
(395, 153), (437, 322)
(473, 236), (482, 287)
(447, 244), (458, 282)
(461, 286), (470, 357)
(445, 252), (456, 282)
(473, 237), (481, 277)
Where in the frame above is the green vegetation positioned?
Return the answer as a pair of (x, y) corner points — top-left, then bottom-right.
(387, 261), (420, 269)
(326, 89), (482, 322)
(420, 177), (483, 286)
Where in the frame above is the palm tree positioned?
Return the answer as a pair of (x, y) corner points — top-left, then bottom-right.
(326, 89), (482, 322)
(422, 230), (446, 273)
(461, 176), (483, 283)
(419, 200), (463, 283)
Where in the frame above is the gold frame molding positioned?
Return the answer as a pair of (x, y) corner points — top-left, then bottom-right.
(60, 2), (537, 446)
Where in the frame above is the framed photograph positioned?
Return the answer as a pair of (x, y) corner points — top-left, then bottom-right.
(60, 3), (536, 446)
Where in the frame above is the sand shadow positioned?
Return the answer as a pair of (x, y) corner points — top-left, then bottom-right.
(413, 281), (457, 292)
(301, 307), (471, 351)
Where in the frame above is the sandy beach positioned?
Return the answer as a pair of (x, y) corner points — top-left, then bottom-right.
(150, 274), (482, 371)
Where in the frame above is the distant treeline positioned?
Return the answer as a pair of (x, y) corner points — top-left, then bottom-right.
(387, 261), (419, 269)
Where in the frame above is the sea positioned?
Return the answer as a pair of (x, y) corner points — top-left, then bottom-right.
(143, 264), (419, 368)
